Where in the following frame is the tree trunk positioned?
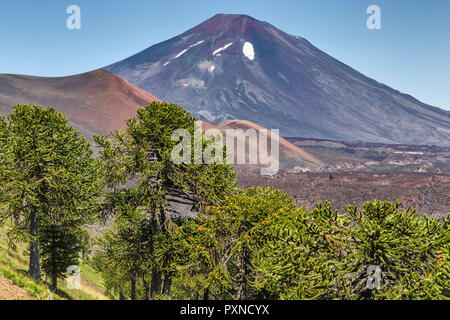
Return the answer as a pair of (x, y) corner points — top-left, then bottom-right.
(238, 250), (249, 300)
(29, 208), (41, 281)
(131, 277), (137, 300)
(162, 272), (172, 299)
(51, 275), (57, 291)
(149, 203), (164, 299)
(242, 257), (248, 300)
(159, 204), (166, 232)
(150, 268), (162, 298)
(203, 288), (210, 300)
(51, 225), (57, 290)
(143, 277), (150, 300)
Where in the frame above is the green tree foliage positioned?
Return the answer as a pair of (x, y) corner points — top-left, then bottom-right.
(94, 102), (236, 299)
(39, 220), (86, 290)
(191, 187), (299, 300)
(166, 191), (448, 300)
(92, 101), (448, 300)
(434, 224), (449, 297)
(251, 199), (448, 300)
(0, 115), (12, 210)
(0, 115), (14, 220)
(341, 201), (447, 299)
(0, 105), (99, 285)
(252, 201), (350, 299)
(93, 190), (153, 300)
(1, 102), (446, 300)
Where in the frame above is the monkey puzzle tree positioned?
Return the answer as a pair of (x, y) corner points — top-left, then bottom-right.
(0, 115), (12, 208)
(0, 105), (99, 282)
(251, 201), (351, 300)
(39, 218), (87, 290)
(342, 200), (448, 299)
(94, 101), (236, 299)
(94, 189), (154, 300)
(251, 200), (449, 300)
(188, 187), (301, 300)
(434, 222), (449, 298)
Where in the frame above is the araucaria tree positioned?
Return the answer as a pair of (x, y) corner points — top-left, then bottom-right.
(190, 187), (302, 300)
(0, 105), (99, 286)
(251, 199), (449, 299)
(94, 101), (236, 299)
(90, 101), (448, 301)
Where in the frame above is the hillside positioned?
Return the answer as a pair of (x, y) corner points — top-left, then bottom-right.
(202, 119), (323, 171)
(0, 224), (108, 300)
(105, 14), (450, 146)
(0, 275), (31, 300)
(0, 69), (320, 171)
(0, 69), (159, 137)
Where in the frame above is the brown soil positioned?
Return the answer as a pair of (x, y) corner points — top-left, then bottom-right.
(0, 275), (32, 300)
(0, 70), (159, 138)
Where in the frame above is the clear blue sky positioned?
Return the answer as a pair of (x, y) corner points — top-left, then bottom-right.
(0, 0), (449, 110)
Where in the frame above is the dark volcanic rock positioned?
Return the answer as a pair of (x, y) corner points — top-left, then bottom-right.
(105, 14), (450, 147)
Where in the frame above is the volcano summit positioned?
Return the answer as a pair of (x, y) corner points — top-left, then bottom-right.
(105, 14), (450, 147)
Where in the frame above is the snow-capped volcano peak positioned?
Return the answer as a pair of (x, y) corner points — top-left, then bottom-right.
(104, 14), (450, 147)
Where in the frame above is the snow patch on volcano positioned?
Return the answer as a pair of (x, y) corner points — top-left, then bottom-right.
(243, 42), (255, 61)
(213, 42), (233, 56)
(174, 40), (205, 59)
(174, 49), (187, 59)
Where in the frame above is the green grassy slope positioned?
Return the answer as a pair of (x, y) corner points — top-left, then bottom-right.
(0, 224), (108, 300)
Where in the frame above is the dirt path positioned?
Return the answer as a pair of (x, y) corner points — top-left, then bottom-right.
(80, 278), (109, 300)
(0, 275), (32, 300)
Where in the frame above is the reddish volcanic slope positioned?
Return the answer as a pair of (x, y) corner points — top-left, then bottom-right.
(0, 69), (158, 137)
(201, 119), (323, 171)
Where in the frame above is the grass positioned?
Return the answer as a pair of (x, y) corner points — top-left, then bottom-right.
(80, 262), (106, 291)
(0, 223), (108, 300)
(0, 265), (48, 300)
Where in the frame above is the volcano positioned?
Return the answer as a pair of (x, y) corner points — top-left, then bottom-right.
(0, 69), (321, 170)
(105, 14), (450, 147)
(0, 69), (158, 137)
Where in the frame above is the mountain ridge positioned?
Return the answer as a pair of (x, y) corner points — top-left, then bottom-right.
(105, 13), (450, 146)
(0, 69), (159, 137)
(0, 68), (321, 170)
